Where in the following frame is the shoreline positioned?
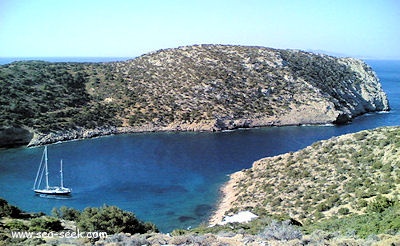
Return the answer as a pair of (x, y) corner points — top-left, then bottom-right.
(27, 116), (337, 147)
(208, 172), (245, 226)
(23, 106), (390, 148)
(0, 97), (388, 148)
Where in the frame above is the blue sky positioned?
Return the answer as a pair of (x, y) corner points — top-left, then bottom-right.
(1, 0), (399, 59)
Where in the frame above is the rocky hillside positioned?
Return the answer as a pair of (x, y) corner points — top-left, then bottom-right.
(0, 44), (390, 147)
(211, 126), (400, 225)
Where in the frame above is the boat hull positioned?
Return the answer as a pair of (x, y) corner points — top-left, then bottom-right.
(34, 187), (71, 196)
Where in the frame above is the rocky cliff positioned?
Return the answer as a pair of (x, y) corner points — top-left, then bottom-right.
(0, 45), (390, 147)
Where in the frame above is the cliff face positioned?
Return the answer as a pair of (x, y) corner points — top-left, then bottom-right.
(278, 51), (389, 123)
(0, 45), (390, 147)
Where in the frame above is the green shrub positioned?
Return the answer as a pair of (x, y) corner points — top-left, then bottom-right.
(355, 199), (368, 209)
(29, 216), (63, 232)
(5, 219), (29, 231)
(304, 203), (400, 238)
(338, 207), (350, 215)
(316, 203), (330, 212)
(171, 229), (188, 236)
(381, 164), (393, 173)
(52, 206), (81, 221)
(0, 198), (23, 218)
(372, 161), (383, 169)
(77, 205), (158, 234)
(326, 194), (340, 207)
(313, 212), (325, 220)
(366, 196), (394, 213)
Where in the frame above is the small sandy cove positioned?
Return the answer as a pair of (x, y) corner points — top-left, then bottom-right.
(208, 171), (245, 225)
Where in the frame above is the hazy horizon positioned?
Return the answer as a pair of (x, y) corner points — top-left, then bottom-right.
(1, 48), (400, 65)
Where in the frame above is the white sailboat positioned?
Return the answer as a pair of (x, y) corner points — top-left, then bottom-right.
(33, 146), (71, 195)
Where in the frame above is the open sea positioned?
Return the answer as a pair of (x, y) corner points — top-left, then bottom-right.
(0, 59), (399, 232)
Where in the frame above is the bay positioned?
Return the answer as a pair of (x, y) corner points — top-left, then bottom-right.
(0, 60), (399, 232)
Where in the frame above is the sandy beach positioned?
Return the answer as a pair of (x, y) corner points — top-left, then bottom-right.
(208, 171), (245, 225)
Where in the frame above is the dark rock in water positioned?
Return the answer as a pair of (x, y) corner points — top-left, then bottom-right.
(178, 216), (196, 222)
(194, 204), (212, 217)
(0, 127), (33, 148)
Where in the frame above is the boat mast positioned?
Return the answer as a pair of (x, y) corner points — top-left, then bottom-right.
(60, 160), (64, 188)
(45, 146), (49, 189)
(33, 147), (46, 190)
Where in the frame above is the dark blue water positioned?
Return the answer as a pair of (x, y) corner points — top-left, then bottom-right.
(0, 60), (399, 232)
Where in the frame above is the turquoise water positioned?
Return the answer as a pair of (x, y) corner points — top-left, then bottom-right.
(0, 60), (399, 232)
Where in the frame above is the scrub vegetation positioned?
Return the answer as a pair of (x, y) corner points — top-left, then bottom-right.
(0, 199), (157, 245)
(226, 126), (400, 225)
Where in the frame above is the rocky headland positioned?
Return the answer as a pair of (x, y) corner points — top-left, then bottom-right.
(209, 126), (400, 225)
(0, 44), (390, 147)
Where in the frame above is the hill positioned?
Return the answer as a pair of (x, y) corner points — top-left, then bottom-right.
(210, 126), (400, 225)
(0, 44), (389, 147)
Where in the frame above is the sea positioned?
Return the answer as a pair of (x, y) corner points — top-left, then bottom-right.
(0, 59), (399, 232)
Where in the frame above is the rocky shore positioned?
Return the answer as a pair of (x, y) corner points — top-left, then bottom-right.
(25, 109), (372, 147)
(27, 119), (291, 147)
